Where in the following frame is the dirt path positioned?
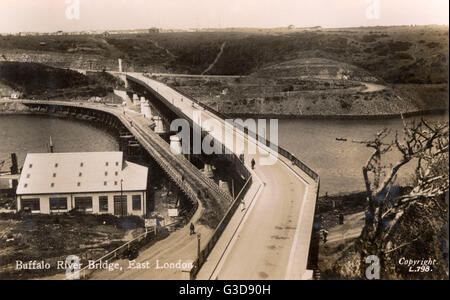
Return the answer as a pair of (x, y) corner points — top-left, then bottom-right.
(325, 211), (365, 244)
(361, 82), (386, 93)
(150, 40), (177, 61)
(201, 42), (226, 75)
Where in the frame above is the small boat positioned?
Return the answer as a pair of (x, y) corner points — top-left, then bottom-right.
(336, 137), (347, 142)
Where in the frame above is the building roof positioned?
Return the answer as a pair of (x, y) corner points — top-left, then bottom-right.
(16, 152), (148, 195)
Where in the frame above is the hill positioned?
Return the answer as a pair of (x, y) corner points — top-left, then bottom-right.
(0, 62), (123, 101)
(0, 26), (448, 83)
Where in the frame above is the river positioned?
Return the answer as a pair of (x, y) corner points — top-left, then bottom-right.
(0, 115), (119, 170)
(0, 113), (447, 196)
(277, 114), (448, 195)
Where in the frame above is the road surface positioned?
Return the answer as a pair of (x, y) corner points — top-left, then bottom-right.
(127, 73), (319, 280)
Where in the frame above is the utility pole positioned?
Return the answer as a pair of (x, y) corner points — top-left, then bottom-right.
(197, 233), (201, 259)
(231, 178), (235, 201)
(120, 179), (124, 216)
(49, 136), (54, 153)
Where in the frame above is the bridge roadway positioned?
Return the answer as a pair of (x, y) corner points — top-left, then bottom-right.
(125, 73), (319, 280)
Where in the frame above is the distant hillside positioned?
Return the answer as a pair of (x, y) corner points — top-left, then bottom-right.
(0, 26), (448, 84)
(0, 62), (89, 94)
(0, 62), (123, 100)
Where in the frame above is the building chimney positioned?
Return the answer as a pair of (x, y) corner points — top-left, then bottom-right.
(10, 153), (18, 175)
(49, 136), (54, 153)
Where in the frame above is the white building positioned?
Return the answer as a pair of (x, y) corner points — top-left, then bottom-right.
(16, 152), (148, 217)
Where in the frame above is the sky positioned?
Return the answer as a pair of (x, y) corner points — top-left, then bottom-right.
(0, 0), (448, 33)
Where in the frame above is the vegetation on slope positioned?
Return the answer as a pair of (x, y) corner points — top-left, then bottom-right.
(0, 62), (123, 100)
(1, 26), (448, 84)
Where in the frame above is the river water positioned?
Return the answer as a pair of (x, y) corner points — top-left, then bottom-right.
(0, 115), (119, 170)
(277, 114), (448, 195)
(0, 113), (447, 196)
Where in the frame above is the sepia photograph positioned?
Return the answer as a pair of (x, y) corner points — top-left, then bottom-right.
(0, 0), (448, 285)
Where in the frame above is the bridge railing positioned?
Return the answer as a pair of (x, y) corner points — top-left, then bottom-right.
(189, 173), (253, 279)
(128, 75), (320, 279)
(71, 229), (156, 280)
(127, 75), (234, 204)
(167, 84), (319, 182)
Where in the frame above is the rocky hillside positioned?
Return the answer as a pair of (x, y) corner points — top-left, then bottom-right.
(156, 58), (420, 118)
(0, 62), (123, 101)
(1, 25), (448, 83)
(1, 26), (447, 116)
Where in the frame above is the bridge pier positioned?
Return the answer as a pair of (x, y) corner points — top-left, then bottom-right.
(170, 135), (183, 155)
(132, 94), (140, 106)
(117, 73), (129, 89)
(219, 180), (231, 196)
(141, 102), (153, 119)
(153, 116), (166, 134)
(202, 163), (214, 179)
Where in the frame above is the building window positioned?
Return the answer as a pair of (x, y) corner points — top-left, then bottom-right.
(80, 162), (84, 167)
(53, 173), (56, 178)
(55, 163), (58, 168)
(105, 162), (109, 166)
(74, 197), (93, 212)
(24, 183), (28, 188)
(77, 182), (81, 187)
(99, 196), (108, 212)
(104, 181), (107, 186)
(50, 197), (68, 210)
(26, 174), (30, 179)
(22, 198), (40, 212)
(105, 171), (108, 176)
(50, 183), (55, 188)
(115, 171), (118, 176)
(132, 195), (141, 211)
(116, 162), (119, 166)
(29, 164), (33, 168)
(79, 172), (82, 177)
(114, 181), (118, 186)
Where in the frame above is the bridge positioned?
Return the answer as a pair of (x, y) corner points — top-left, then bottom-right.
(124, 73), (320, 280)
(11, 71), (319, 280)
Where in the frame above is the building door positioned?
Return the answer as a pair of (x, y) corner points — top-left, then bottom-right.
(114, 195), (127, 216)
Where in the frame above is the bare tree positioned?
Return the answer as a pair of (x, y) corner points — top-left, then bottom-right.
(354, 115), (449, 277)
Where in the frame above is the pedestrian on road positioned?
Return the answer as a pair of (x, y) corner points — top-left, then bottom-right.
(190, 223), (195, 235)
(251, 158), (256, 170)
(319, 214), (324, 230)
(339, 213), (344, 225)
(322, 229), (328, 244)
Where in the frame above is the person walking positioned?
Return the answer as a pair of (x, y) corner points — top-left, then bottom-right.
(239, 153), (245, 164)
(190, 223), (195, 235)
(339, 213), (345, 225)
(322, 229), (328, 244)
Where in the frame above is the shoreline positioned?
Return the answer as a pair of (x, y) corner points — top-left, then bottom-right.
(226, 108), (449, 120)
(1, 100), (447, 121)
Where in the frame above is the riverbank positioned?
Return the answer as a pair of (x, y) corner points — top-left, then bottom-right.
(0, 100), (31, 114)
(227, 108), (448, 120)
